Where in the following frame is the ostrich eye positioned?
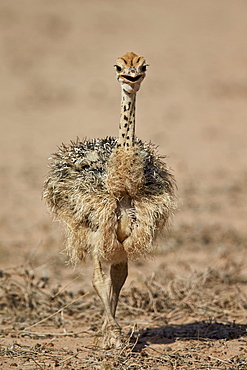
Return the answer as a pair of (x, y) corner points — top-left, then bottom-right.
(115, 65), (122, 72)
(141, 65), (147, 72)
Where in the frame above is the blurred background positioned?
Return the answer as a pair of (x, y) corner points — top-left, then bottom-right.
(0, 0), (247, 275)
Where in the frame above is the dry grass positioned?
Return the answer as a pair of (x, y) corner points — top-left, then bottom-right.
(1, 228), (247, 370)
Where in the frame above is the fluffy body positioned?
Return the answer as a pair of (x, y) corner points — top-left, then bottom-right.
(43, 137), (176, 265)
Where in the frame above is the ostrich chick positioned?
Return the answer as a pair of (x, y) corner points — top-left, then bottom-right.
(43, 52), (176, 349)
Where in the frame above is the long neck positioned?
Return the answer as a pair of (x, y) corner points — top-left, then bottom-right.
(118, 88), (137, 148)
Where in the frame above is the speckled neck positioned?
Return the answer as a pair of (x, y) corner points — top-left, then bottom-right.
(118, 89), (136, 148)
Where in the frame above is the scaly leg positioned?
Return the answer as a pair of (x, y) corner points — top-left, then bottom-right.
(109, 261), (128, 319)
(92, 258), (128, 348)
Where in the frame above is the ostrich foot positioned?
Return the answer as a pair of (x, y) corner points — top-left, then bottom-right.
(103, 323), (123, 349)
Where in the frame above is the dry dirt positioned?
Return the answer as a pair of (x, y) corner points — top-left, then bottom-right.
(0, 1), (247, 369)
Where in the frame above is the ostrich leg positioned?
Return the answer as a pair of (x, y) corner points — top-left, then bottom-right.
(102, 261), (128, 348)
(93, 258), (127, 348)
(109, 261), (128, 319)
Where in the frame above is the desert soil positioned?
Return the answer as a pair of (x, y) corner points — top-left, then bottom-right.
(0, 1), (247, 369)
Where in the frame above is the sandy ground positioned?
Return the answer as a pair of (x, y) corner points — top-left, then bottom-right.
(0, 1), (247, 369)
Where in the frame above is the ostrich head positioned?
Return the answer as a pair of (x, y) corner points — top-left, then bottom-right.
(114, 52), (148, 94)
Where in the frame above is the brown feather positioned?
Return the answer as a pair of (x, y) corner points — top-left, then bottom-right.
(43, 137), (176, 264)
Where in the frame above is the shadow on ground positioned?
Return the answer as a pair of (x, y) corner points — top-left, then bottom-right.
(133, 321), (247, 350)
